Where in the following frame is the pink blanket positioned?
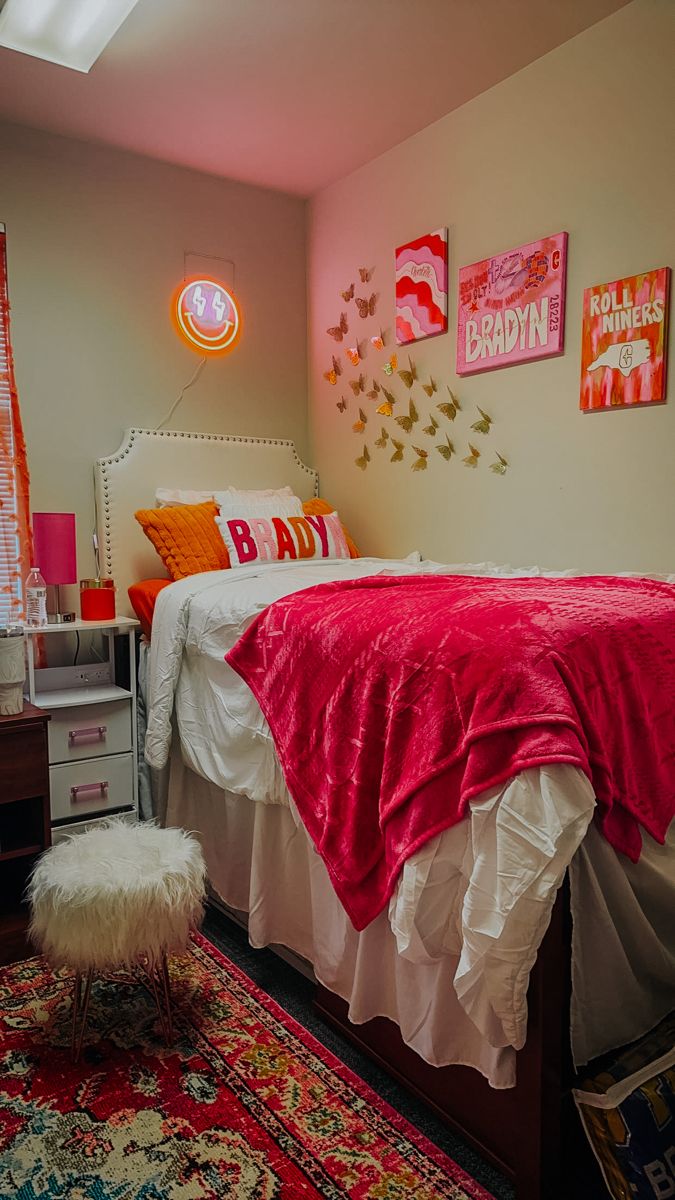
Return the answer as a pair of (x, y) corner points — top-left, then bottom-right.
(226, 574), (675, 930)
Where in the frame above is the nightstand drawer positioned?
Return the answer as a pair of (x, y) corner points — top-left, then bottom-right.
(47, 700), (132, 764)
(50, 754), (134, 822)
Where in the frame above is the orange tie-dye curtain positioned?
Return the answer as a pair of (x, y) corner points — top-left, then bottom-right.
(0, 226), (32, 623)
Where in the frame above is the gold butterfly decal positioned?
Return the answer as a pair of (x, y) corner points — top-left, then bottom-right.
(463, 443), (481, 468)
(374, 426), (389, 449)
(336, 396), (347, 413)
(447, 386), (461, 410)
(377, 386), (396, 416)
(341, 282), (355, 302)
(352, 407), (368, 433)
(411, 446), (428, 471)
(349, 373), (366, 396)
(359, 266), (373, 283)
(437, 401), (456, 421)
(471, 407), (493, 435)
(422, 414), (439, 437)
(323, 354), (342, 385)
(398, 356), (417, 389)
(490, 453), (509, 475)
(327, 312), (349, 342)
(436, 435), (455, 460)
(382, 353), (398, 376)
(422, 377), (437, 398)
(355, 293), (377, 319)
(390, 438), (405, 463)
(346, 346), (360, 367)
(367, 379), (381, 401)
(395, 398), (419, 433)
(370, 332), (385, 351)
(355, 444), (371, 470)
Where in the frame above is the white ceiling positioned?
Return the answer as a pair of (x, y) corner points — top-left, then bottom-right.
(0, 0), (631, 197)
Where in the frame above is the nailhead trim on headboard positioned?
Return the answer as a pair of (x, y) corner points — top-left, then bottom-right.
(95, 428), (319, 577)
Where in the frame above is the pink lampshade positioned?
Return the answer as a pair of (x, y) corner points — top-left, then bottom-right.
(32, 513), (77, 585)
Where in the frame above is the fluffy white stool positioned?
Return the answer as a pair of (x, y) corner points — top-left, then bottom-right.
(28, 820), (206, 1061)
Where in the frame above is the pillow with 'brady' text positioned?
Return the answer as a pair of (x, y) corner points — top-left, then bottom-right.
(216, 511), (350, 566)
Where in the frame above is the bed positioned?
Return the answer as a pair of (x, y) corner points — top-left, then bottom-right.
(95, 428), (675, 1200)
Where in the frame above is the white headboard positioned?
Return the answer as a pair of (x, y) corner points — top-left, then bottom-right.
(94, 428), (319, 616)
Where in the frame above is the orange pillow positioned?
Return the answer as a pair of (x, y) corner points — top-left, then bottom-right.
(134, 500), (231, 581)
(128, 578), (172, 638)
(303, 498), (360, 558)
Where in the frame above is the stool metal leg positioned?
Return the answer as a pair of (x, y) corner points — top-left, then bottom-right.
(71, 971), (82, 1061)
(73, 967), (94, 1064)
(160, 954), (173, 1045)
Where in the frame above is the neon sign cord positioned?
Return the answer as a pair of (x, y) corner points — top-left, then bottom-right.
(155, 355), (208, 431)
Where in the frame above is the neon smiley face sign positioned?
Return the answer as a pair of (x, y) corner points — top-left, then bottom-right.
(172, 276), (242, 356)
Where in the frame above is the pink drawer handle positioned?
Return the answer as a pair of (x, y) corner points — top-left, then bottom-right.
(70, 781), (109, 802)
(68, 725), (107, 747)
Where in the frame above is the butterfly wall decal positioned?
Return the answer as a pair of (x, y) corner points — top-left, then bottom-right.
(447, 386), (461, 410)
(390, 438), (405, 463)
(463, 443), (481, 468)
(436, 400), (457, 421)
(436, 435), (455, 460)
(327, 312), (348, 342)
(377, 387), (396, 416)
(398, 356), (417, 389)
(355, 444), (371, 470)
(352, 407), (367, 433)
(346, 346), (360, 367)
(471, 407), (493, 435)
(323, 353), (342, 385)
(490, 453), (509, 475)
(359, 267), (373, 283)
(367, 379), (381, 400)
(341, 282), (355, 302)
(356, 293), (377, 319)
(411, 446), (428, 471)
(349, 373), (366, 396)
(422, 377), (437, 398)
(336, 396), (347, 413)
(382, 353), (398, 376)
(396, 398), (419, 433)
(374, 426), (389, 449)
(422, 414), (439, 437)
(370, 332), (385, 351)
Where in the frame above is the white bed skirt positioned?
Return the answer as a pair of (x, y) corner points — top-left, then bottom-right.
(166, 751), (518, 1088)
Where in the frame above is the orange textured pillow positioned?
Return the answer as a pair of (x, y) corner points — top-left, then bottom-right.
(134, 500), (231, 581)
(303, 498), (360, 558)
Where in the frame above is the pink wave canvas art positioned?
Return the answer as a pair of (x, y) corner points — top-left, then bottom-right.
(395, 228), (448, 345)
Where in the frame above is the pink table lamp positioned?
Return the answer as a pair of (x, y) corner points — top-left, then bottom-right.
(32, 512), (77, 623)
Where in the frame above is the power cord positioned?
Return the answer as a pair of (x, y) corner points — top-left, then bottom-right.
(155, 356), (207, 430)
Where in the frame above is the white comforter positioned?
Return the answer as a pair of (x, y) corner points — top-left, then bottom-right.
(145, 556), (600, 1051)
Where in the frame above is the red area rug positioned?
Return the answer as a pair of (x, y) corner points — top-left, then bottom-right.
(0, 933), (493, 1198)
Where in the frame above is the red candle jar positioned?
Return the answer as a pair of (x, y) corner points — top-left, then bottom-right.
(80, 578), (116, 621)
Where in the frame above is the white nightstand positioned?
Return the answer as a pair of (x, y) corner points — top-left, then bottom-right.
(24, 617), (139, 839)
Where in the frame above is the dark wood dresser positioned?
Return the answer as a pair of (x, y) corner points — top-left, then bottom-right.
(0, 703), (51, 965)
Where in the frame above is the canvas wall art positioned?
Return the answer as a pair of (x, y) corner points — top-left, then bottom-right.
(580, 267), (670, 411)
(395, 228), (448, 345)
(456, 232), (568, 376)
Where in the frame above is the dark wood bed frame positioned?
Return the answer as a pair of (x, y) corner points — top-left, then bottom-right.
(314, 882), (600, 1200)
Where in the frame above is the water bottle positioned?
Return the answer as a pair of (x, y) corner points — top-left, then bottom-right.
(25, 567), (48, 627)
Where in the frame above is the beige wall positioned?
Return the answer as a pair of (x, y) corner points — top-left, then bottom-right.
(308, 0), (675, 573)
(0, 121), (307, 589)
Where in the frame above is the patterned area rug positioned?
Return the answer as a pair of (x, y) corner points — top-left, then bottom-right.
(0, 933), (493, 1199)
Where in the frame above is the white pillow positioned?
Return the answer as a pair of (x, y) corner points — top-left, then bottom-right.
(217, 510), (350, 567)
(156, 488), (214, 508)
(214, 486), (303, 518)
